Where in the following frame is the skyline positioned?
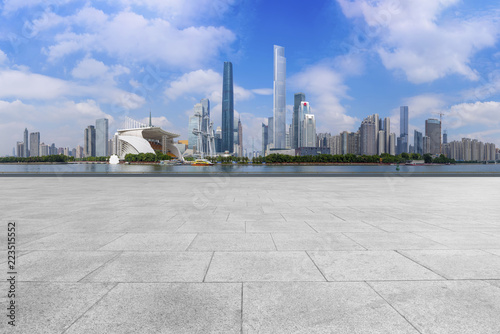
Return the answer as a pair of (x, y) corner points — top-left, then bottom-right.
(1, 0), (500, 156)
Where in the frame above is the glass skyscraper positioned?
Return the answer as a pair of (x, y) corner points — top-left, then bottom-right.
(23, 128), (29, 157)
(29, 132), (40, 157)
(222, 61), (234, 153)
(399, 106), (409, 153)
(292, 93), (305, 149)
(425, 118), (441, 155)
(201, 98), (210, 153)
(273, 45), (286, 149)
(84, 125), (96, 157)
(95, 118), (108, 157)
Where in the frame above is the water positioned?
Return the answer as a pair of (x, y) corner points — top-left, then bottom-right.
(1, 163), (500, 175)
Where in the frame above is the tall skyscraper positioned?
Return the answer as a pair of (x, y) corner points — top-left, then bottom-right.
(261, 123), (268, 155)
(267, 116), (274, 146)
(188, 103), (202, 150)
(95, 118), (109, 156)
(222, 61), (234, 153)
(425, 118), (441, 155)
(414, 130), (423, 155)
(215, 126), (222, 153)
(84, 125), (96, 157)
(292, 93), (305, 149)
(360, 114), (378, 156)
(273, 45), (286, 149)
(383, 118), (390, 154)
(29, 132), (40, 157)
(298, 101), (311, 147)
(399, 106), (409, 154)
(201, 98), (210, 153)
(238, 117), (243, 156)
(23, 128), (29, 157)
(302, 114), (316, 147)
(16, 142), (24, 157)
(443, 130), (448, 144)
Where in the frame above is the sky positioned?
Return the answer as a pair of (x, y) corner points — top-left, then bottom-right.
(1, 0), (500, 156)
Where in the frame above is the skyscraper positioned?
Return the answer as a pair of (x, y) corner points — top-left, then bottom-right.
(292, 93), (305, 149)
(201, 98), (210, 153)
(95, 118), (109, 156)
(23, 128), (29, 157)
(29, 132), (40, 157)
(399, 106), (409, 154)
(188, 103), (202, 150)
(383, 118), (390, 154)
(222, 61), (234, 153)
(302, 114), (316, 147)
(238, 117), (243, 156)
(267, 116), (274, 146)
(84, 125), (96, 157)
(261, 123), (268, 156)
(425, 118), (441, 155)
(273, 45), (286, 149)
(414, 130), (423, 155)
(298, 101), (311, 147)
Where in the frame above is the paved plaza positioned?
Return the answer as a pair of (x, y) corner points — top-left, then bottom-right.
(1, 176), (500, 333)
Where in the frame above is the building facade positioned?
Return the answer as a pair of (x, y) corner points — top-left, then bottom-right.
(30, 132), (40, 157)
(222, 61), (234, 153)
(96, 118), (109, 157)
(398, 106), (409, 154)
(273, 45), (286, 149)
(425, 118), (441, 155)
(292, 93), (305, 149)
(84, 125), (96, 157)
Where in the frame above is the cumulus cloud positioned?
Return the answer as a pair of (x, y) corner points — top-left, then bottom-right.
(164, 68), (261, 103)
(448, 101), (500, 129)
(289, 64), (358, 134)
(337, 0), (500, 83)
(0, 49), (7, 64)
(45, 10), (236, 70)
(0, 67), (144, 109)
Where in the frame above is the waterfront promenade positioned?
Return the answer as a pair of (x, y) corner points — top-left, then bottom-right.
(2, 176), (500, 333)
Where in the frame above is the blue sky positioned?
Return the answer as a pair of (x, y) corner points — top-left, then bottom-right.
(1, 0), (500, 156)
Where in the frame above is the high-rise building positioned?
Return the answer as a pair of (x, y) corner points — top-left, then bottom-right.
(383, 118), (390, 154)
(273, 45), (286, 149)
(30, 132), (40, 157)
(360, 115), (378, 156)
(261, 123), (268, 156)
(423, 136), (431, 154)
(76, 145), (84, 159)
(414, 130), (423, 155)
(292, 93), (305, 149)
(302, 114), (316, 147)
(39, 143), (49, 156)
(329, 135), (341, 155)
(84, 125), (96, 157)
(238, 117), (243, 156)
(23, 128), (29, 157)
(215, 126), (222, 153)
(443, 130), (448, 144)
(95, 118), (109, 156)
(188, 104), (202, 150)
(201, 98), (210, 153)
(398, 106), (409, 154)
(267, 117), (274, 146)
(16, 142), (24, 157)
(425, 118), (441, 155)
(378, 130), (386, 155)
(298, 101), (311, 147)
(389, 133), (396, 155)
(222, 61), (234, 153)
(49, 143), (57, 155)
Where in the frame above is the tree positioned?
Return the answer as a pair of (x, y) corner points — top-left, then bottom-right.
(423, 154), (433, 164)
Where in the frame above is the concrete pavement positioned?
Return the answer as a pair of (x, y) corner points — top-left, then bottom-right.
(1, 177), (500, 333)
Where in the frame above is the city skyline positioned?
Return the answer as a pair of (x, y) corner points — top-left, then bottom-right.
(1, 1), (500, 156)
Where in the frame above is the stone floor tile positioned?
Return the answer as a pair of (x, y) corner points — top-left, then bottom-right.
(99, 233), (196, 251)
(272, 233), (365, 251)
(187, 233), (275, 251)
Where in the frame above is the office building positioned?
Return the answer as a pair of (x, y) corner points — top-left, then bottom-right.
(30, 132), (40, 157)
(84, 125), (96, 157)
(95, 118), (109, 156)
(215, 126), (222, 153)
(23, 128), (29, 157)
(201, 98), (210, 153)
(425, 118), (441, 155)
(222, 61), (234, 153)
(398, 106), (409, 154)
(329, 135), (341, 155)
(378, 130), (385, 155)
(443, 130), (448, 144)
(302, 114), (316, 147)
(267, 116), (274, 146)
(389, 133), (396, 155)
(414, 130), (423, 155)
(273, 45), (286, 149)
(423, 136), (431, 154)
(292, 93), (305, 149)
(39, 143), (49, 156)
(261, 123), (268, 156)
(298, 101), (311, 147)
(384, 118), (390, 154)
(16, 142), (24, 157)
(188, 104), (202, 150)
(76, 145), (84, 159)
(49, 143), (57, 155)
(359, 115), (377, 156)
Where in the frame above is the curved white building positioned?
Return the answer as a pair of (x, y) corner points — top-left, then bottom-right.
(114, 117), (183, 160)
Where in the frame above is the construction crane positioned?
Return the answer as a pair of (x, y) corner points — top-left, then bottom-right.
(432, 112), (445, 155)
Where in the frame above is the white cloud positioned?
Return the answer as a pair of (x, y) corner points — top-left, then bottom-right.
(139, 116), (174, 130)
(164, 69), (258, 103)
(289, 64), (358, 134)
(337, 0), (500, 83)
(251, 88), (273, 95)
(0, 67), (144, 109)
(447, 101), (500, 129)
(46, 10), (236, 70)
(0, 49), (7, 64)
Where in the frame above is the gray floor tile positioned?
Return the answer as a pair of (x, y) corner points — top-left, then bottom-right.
(272, 233), (365, 250)
(370, 280), (500, 334)
(65, 283), (242, 334)
(99, 233), (196, 251)
(83, 251), (212, 282)
(19, 251), (118, 282)
(22, 233), (124, 251)
(307, 221), (382, 232)
(246, 221), (316, 233)
(176, 221), (245, 233)
(345, 232), (449, 250)
(400, 249), (500, 279)
(309, 251), (443, 281)
(205, 251), (325, 282)
(0, 282), (115, 334)
(188, 233), (275, 251)
(243, 282), (419, 333)
(415, 231), (500, 249)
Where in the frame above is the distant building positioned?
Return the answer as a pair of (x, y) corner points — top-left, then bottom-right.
(425, 118), (441, 155)
(261, 123), (269, 156)
(16, 141), (24, 157)
(329, 135), (341, 155)
(188, 104), (201, 150)
(23, 128), (29, 157)
(378, 130), (385, 155)
(75, 145), (84, 159)
(96, 118), (109, 156)
(222, 61), (234, 153)
(273, 45), (286, 149)
(84, 125), (96, 157)
(302, 114), (316, 148)
(49, 143), (57, 155)
(30, 132), (40, 157)
(423, 136), (431, 154)
(414, 130), (423, 155)
(267, 116), (274, 147)
(398, 106), (409, 154)
(215, 127), (222, 153)
(296, 147), (330, 156)
(389, 133), (396, 155)
(39, 143), (49, 156)
(292, 93), (305, 149)
(360, 115), (377, 156)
